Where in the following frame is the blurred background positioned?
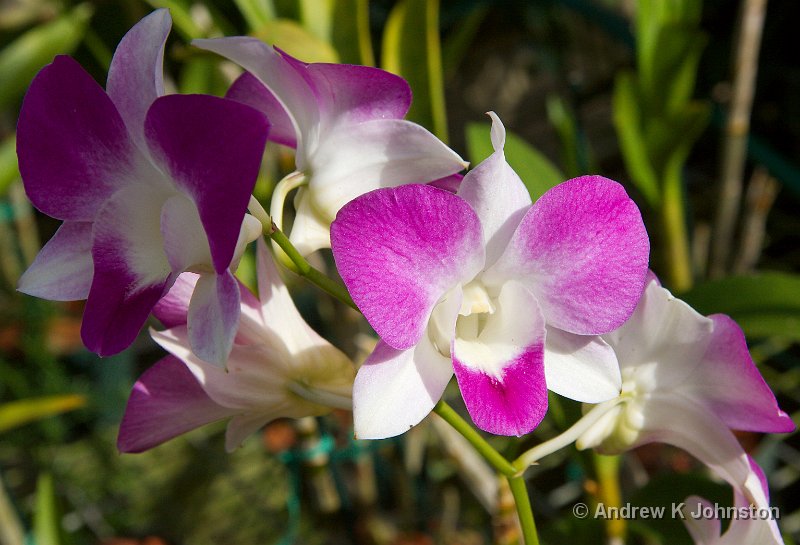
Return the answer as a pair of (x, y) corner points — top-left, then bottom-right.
(0, 0), (798, 543)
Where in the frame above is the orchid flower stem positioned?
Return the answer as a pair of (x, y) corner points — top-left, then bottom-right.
(508, 475), (540, 545)
(432, 401), (541, 545)
(512, 398), (623, 472)
(269, 171), (308, 271)
(267, 225), (357, 311)
(433, 400), (515, 475)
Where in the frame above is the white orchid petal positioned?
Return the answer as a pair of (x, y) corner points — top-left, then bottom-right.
(545, 329), (621, 403)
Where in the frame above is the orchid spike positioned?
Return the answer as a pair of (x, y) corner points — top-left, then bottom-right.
(16, 10), (269, 364)
(576, 275), (795, 508)
(192, 37), (468, 255)
(330, 112), (650, 439)
(682, 459), (785, 544)
(118, 239), (355, 453)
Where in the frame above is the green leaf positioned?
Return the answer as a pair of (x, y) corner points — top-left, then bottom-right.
(546, 95), (596, 178)
(442, 5), (487, 80)
(330, 0), (374, 66)
(234, 0), (275, 31)
(682, 272), (800, 341)
(466, 122), (564, 201)
(0, 395), (85, 434)
(253, 19), (339, 63)
(0, 4), (93, 110)
(635, 0), (702, 105)
(612, 72), (660, 207)
(382, 0), (448, 142)
(179, 56), (226, 95)
(34, 473), (62, 545)
(643, 25), (706, 116)
(299, 0), (333, 43)
(0, 135), (19, 198)
(144, 0), (202, 40)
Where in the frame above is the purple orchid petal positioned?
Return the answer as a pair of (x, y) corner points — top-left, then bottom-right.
(152, 327), (285, 409)
(17, 56), (133, 221)
(225, 413), (275, 452)
(117, 355), (237, 453)
(144, 94), (269, 274)
(486, 175), (649, 335)
(354, 339), (454, 440)
(82, 186), (174, 356)
(106, 8), (171, 151)
(452, 281), (547, 436)
(193, 38), (318, 163)
(689, 314), (795, 434)
(152, 272), (199, 328)
(544, 329), (621, 403)
(331, 184), (484, 350)
(456, 113), (531, 266)
(187, 270), (240, 366)
(308, 119), (468, 224)
(226, 72), (297, 149)
(300, 60), (411, 126)
(428, 173), (463, 193)
(17, 222), (94, 300)
(153, 326), (350, 419)
(155, 271), (264, 347)
(160, 194), (212, 272)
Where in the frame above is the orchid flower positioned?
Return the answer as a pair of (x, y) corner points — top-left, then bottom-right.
(16, 10), (268, 364)
(118, 240), (355, 453)
(682, 459), (785, 545)
(329, 113), (650, 439)
(576, 275), (795, 508)
(192, 37), (468, 255)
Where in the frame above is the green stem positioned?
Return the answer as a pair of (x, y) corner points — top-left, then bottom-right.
(433, 401), (540, 545)
(512, 398), (622, 473)
(593, 453), (625, 542)
(661, 171), (693, 292)
(508, 475), (540, 545)
(267, 172), (308, 272)
(268, 226), (357, 311)
(433, 400), (514, 475)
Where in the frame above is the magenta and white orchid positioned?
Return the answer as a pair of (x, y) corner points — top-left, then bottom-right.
(682, 459), (785, 545)
(577, 275), (795, 507)
(330, 113), (650, 439)
(193, 36), (467, 255)
(16, 10), (268, 364)
(118, 240), (355, 453)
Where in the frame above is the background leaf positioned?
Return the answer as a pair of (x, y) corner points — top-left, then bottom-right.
(612, 72), (660, 207)
(330, 0), (373, 65)
(0, 4), (93, 110)
(682, 272), (800, 341)
(254, 19), (338, 63)
(0, 395), (85, 434)
(33, 473), (62, 545)
(382, 0), (448, 141)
